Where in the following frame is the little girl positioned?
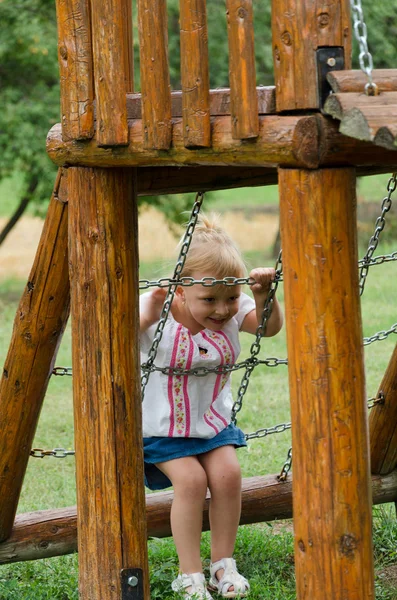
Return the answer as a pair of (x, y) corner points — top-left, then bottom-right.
(140, 214), (283, 599)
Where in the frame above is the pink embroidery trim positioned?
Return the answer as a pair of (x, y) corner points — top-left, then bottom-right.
(168, 325), (193, 437)
(168, 324), (182, 436)
(201, 331), (232, 430)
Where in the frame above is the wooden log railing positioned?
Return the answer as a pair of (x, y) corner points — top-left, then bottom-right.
(56, 1), (261, 148)
(1, 470), (397, 565)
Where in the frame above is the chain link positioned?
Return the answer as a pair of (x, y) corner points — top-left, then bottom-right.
(350, 0), (377, 95)
(363, 323), (397, 346)
(52, 366), (73, 377)
(30, 448), (75, 459)
(359, 173), (397, 296)
(140, 192), (204, 398)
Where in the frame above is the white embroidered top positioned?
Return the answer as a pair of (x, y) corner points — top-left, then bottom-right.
(140, 292), (255, 438)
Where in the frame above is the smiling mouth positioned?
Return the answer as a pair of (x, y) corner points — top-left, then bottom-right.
(208, 317), (226, 324)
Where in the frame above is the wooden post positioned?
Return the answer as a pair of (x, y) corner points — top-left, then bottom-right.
(0, 169), (70, 542)
(226, 0), (259, 139)
(271, 0), (351, 110)
(280, 167), (374, 599)
(68, 167), (150, 600)
(370, 344), (397, 475)
(179, 0), (211, 148)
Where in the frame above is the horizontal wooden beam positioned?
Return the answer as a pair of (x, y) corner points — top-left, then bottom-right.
(47, 114), (322, 169)
(47, 115), (397, 170)
(1, 470), (397, 565)
(123, 87), (275, 120)
(136, 166), (278, 194)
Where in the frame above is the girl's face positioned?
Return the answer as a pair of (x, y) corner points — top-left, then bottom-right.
(179, 271), (241, 334)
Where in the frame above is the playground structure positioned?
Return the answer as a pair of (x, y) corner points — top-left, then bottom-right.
(0, 0), (397, 598)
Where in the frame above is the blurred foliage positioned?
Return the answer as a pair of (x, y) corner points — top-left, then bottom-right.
(0, 0), (396, 227)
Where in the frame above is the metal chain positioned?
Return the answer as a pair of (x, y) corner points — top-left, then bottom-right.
(231, 251), (283, 424)
(139, 276), (261, 290)
(30, 448), (75, 459)
(278, 447), (292, 482)
(52, 366), (73, 377)
(30, 392), (382, 459)
(140, 192), (204, 398)
(141, 356), (288, 378)
(363, 323), (397, 346)
(350, 0), (378, 95)
(359, 173), (397, 296)
(358, 251), (397, 269)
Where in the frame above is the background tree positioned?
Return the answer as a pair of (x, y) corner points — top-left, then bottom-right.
(0, 0), (396, 245)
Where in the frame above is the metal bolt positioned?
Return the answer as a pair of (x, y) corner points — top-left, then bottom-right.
(128, 576), (138, 587)
(327, 57), (336, 67)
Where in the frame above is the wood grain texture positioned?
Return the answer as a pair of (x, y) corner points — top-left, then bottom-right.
(0, 169), (70, 542)
(370, 344), (397, 475)
(271, 0), (351, 110)
(327, 69), (397, 93)
(138, 0), (172, 149)
(280, 168), (374, 599)
(226, 0), (259, 139)
(124, 86), (275, 119)
(2, 470), (397, 565)
(47, 114), (323, 168)
(179, 0), (211, 147)
(90, 0), (130, 146)
(324, 92), (397, 150)
(55, 0), (94, 140)
(136, 165), (278, 194)
(47, 114), (397, 169)
(68, 167), (149, 600)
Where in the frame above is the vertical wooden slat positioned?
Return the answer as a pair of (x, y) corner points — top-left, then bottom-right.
(122, 0), (134, 93)
(179, 0), (211, 148)
(369, 344), (397, 475)
(280, 167), (374, 600)
(271, 0), (351, 110)
(226, 0), (258, 139)
(68, 167), (150, 600)
(0, 169), (70, 542)
(91, 0), (130, 146)
(55, 0), (94, 141)
(138, 0), (172, 149)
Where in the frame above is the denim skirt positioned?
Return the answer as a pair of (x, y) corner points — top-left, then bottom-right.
(143, 423), (246, 490)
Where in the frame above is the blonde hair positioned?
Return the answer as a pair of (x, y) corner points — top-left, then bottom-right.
(178, 213), (246, 279)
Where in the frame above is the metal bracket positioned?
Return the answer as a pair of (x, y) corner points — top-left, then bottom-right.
(316, 47), (345, 109)
(121, 568), (144, 600)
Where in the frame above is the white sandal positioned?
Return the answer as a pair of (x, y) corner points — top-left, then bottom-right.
(208, 558), (250, 598)
(171, 572), (213, 599)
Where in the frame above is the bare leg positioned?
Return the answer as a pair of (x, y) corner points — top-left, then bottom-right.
(198, 445), (242, 590)
(156, 456), (208, 574)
